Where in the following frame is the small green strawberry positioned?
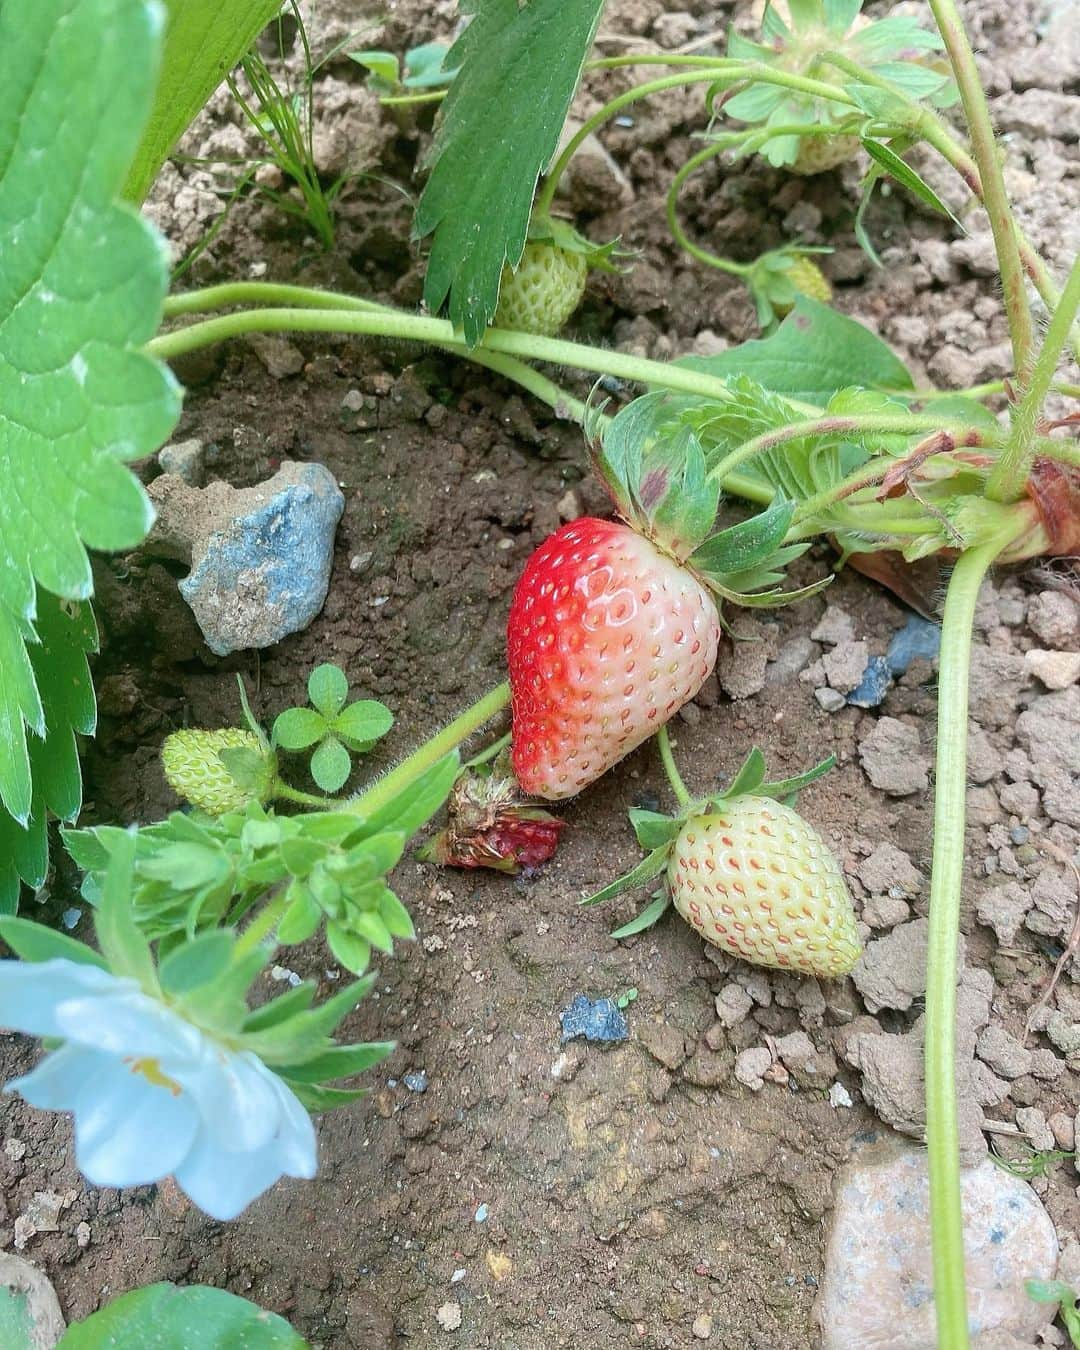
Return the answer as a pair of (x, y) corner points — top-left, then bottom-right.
(746, 247), (833, 329)
(162, 728), (276, 816)
(582, 746), (860, 979)
(777, 255), (832, 308)
(495, 241), (587, 336)
(791, 133), (862, 177)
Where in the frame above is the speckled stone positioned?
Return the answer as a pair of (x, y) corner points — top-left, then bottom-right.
(816, 1139), (1058, 1349)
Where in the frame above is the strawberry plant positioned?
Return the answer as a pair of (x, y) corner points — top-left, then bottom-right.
(3, 0), (1080, 1341)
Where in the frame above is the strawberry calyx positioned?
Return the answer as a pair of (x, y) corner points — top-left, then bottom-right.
(526, 212), (630, 276)
(418, 759), (566, 874)
(580, 745), (835, 936)
(746, 246), (833, 330)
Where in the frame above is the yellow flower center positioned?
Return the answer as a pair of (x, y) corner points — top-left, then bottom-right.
(125, 1056), (183, 1098)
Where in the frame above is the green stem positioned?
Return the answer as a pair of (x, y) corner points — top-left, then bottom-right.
(706, 414), (987, 486)
(147, 305), (824, 413)
(535, 68), (734, 216)
(346, 682), (511, 819)
(235, 888), (291, 957)
(656, 725), (691, 809)
(927, 0), (1035, 382)
(464, 731), (512, 771)
(987, 251), (1080, 502)
(273, 781), (346, 808)
(925, 530), (1020, 1350)
(666, 141), (750, 276)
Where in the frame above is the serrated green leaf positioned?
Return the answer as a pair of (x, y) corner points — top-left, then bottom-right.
(678, 297), (913, 404)
(56, 1282), (307, 1350)
(580, 845), (671, 907)
(310, 736), (352, 793)
(307, 664), (349, 717)
(691, 496), (795, 579)
(0, 0), (179, 828)
(159, 931), (235, 995)
(273, 707), (328, 751)
(610, 892), (672, 939)
(277, 884), (323, 944)
(123, 0), (288, 202)
(378, 888), (416, 941)
(332, 699), (394, 750)
(279, 837), (330, 878)
(0, 917), (107, 969)
(276, 1041), (396, 1084)
(413, 0), (606, 344)
(139, 843), (229, 889)
(350, 910), (394, 955)
(861, 139), (962, 227)
(628, 809), (681, 851)
(327, 922), (372, 975)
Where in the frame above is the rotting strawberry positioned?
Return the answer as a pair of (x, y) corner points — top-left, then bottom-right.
(419, 760), (566, 873)
(508, 394), (828, 800)
(582, 746), (861, 979)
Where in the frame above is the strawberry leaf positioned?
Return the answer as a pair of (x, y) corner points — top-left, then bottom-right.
(720, 748), (767, 800)
(861, 139), (962, 227)
(0, 0), (179, 833)
(580, 845), (671, 907)
(610, 892), (671, 939)
(690, 496), (795, 580)
(332, 700), (394, 750)
(628, 809), (681, 850)
(413, 0), (606, 345)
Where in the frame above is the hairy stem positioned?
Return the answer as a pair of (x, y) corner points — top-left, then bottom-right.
(927, 0), (1035, 381)
(925, 531), (1019, 1349)
(346, 683), (511, 820)
(235, 888), (291, 958)
(656, 725), (691, 809)
(273, 782), (346, 808)
(987, 251), (1080, 502)
(148, 305), (827, 413)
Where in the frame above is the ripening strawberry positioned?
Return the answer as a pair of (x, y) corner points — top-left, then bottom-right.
(508, 518), (721, 800)
(669, 796), (860, 977)
(494, 242), (588, 336)
(777, 257), (832, 311)
(791, 134), (861, 176)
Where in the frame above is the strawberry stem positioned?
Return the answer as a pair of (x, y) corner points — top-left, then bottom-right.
(924, 525), (1024, 1350)
(346, 682), (511, 821)
(656, 726), (691, 809)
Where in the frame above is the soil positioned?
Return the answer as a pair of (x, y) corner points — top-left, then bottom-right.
(3, 0), (1080, 1347)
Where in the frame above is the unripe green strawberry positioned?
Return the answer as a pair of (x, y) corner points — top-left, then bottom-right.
(494, 242), (588, 336)
(162, 729), (274, 816)
(791, 134), (861, 176)
(774, 257), (833, 318)
(669, 797), (860, 977)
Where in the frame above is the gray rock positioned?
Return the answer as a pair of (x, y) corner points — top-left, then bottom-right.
(1043, 771), (1080, 828)
(714, 983), (753, 1028)
(994, 88), (1080, 140)
(966, 723), (1000, 786)
(1015, 1106), (1055, 1152)
(816, 1140), (1058, 1349)
(244, 332), (305, 379)
(734, 1046), (772, 1091)
(765, 636), (817, 686)
(969, 646), (1031, 730)
(815, 686), (847, 713)
(976, 1024), (1034, 1079)
(555, 119), (634, 212)
(861, 895), (910, 930)
(158, 437), (205, 485)
(716, 614), (773, 700)
(857, 842), (925, 899)
(811, 605), (855, 646)
(146, 461), (345, 657)
(823, 640), (869, 695)
(1028, 591), (1079, 649)
(858, 718), (930, 796)
(0, 1252), (66, 1347)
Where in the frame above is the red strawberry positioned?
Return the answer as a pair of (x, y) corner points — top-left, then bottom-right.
(670, 796), (860, 977)
(508, 518), (721, 800)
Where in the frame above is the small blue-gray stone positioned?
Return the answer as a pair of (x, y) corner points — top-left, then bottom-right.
(559, 993), (629, 1044)
(847, 655), (893, 709)
(886, 615), (941, 677)
(177, 461), (344, 656)
(403, 1070), (428, 1094)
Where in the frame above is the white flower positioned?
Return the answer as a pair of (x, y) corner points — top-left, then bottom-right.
(0, 958), (316, 1221)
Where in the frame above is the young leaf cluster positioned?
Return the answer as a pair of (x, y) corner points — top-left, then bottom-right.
(273, 663), (394, 793)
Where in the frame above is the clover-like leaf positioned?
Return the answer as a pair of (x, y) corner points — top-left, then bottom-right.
(310, 737), (352, 794)
(307, 663), (349, 718)
(0, 0), (180, 826)
(273, 707), (328, 752)
(332, 699), (394, 751)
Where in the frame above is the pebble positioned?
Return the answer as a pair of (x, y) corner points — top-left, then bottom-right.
(858, 717), (930, 796)
(852, 918), (958, 1013)
(734, 1046), (772, 1091)
(976, 1024), (1033, 1079)
(976, 881), (1032, 946)
(823, 641), (869, 695)
(0, 1253), (66, 1343)
(1025, 649), (1080, 690)
(474, 1203), (489, 1223)
(1027, 591), (1079, 649)
(244, 332), (305, 379)
(436, 1301), (462, 1332)
(691, 1312), (713, 1339)
(158, 437), (205, 485)
(149, 462), (344, 657)
(765, 636), (817, 685)
(61, 908), (81, 931)
(1016, 1106), (1055, 1152)
(857, 843), (924, 898)
(861, 894), (910, 929)
(403, 1070), (428, 1094)
(715, 983), (754, 1028)
(816, 1140), (1058, 1348)
(811, 606), (855, 646)
(815, 687), (847, 713)
(886, 614), (941, 676)
(828, 1082), (853, 1109)
(559, 994), (629, 1044)
(341, 388), (364, 412)
(846, 655), (892, 709)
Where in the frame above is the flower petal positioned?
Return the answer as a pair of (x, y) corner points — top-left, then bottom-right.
(174, 1070), (316, 1221)
(7, 1043), (109, 1111)
(169, 1045), (282, 1154)
(0, 959), (123, 1038)
(71, 1055), (200, 1189)
(55, 988), (204, 1062)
